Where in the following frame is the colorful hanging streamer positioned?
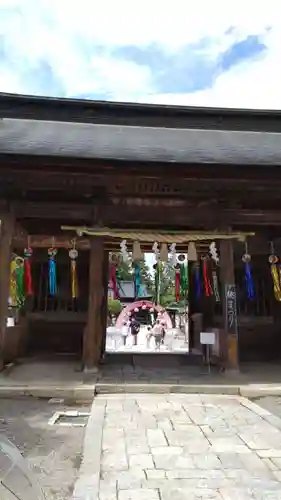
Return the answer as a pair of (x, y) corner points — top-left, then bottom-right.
(10, 257), (18, 307)
(154, 263), (160, 304)
(10, 256), (25, 307)
(242, 249), (254, 300)
(202, 258), (213, 297)
(212, 270), (220, 302)
(24, 246), (33, 296)
(134, 261), (141, 298)
(178, 255), (188, 299)
(175, 265), (181, 302)
(269, 252), (281, 301)
(193, 262), (201, 300)
(109, 254), (119, 299)
(15, 259), (25, 307)
(245, 262), (254, 300)
(115, 266), (125, 297)
(48, 247), (57, 296)
(69, 245), (78, 299)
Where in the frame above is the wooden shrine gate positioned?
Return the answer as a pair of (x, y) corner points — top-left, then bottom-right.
(1, 93), (281, 370)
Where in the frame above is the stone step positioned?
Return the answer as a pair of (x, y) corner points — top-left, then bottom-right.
(103, 352), (202, 368)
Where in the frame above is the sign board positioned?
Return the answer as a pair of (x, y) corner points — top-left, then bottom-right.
(200, 331), (216, 345)
(225, 284), (238, 336)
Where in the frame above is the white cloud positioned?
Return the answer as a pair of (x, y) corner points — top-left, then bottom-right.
(64, 57), (152, 100)
(0, 0), (281, 108)
(22, 0), (276, 48)
(137, 27), (281, 109)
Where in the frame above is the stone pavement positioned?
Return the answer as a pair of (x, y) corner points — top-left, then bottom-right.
(74, 394), (281, 500)
(2, 360), (281, 399)
(106, 326), (189, 353)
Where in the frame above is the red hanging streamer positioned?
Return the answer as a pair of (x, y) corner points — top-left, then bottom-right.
(110, 265), (119, 299)
(175, 268), (180, 302)
(203, 259), (213, 297)
(24, 247), (33, 296)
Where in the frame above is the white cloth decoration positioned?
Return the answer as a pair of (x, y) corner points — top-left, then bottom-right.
(209, 241), (219, 264)
(120, 239), (129, 262)
(152, 242), (160, 263)
(169, 243), (177, 266)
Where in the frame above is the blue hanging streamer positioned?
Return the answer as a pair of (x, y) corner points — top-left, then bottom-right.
(49, 257), (57, 296)
(194, 264), (201, 300)
(134, 262), (141, 298)
(245, 262), (254, 300)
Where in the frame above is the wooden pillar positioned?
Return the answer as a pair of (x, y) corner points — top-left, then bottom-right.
(0, 213), (15, 370)
(83, 236), (105, 369)
(100, 250), (109, 361)
(220, 239), (239, 370)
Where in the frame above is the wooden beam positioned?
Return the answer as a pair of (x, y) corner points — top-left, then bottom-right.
(12, 202), (93, 221)
(3, 167), (281, 192)
(10, 199), (281, 227)
(0, 213), (15, 369)
(12, 235), (90, 250)
(12, 234), (192, 252)
(0, 154), (281, 184)
(102, 206), (281, 227)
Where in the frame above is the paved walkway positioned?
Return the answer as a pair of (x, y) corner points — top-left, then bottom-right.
(74, 394), (281, 500)
(106, 327), (189, 353)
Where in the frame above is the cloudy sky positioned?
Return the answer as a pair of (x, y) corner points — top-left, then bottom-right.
(0, 0), (280, 109)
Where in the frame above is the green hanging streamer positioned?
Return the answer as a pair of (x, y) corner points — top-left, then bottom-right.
(180, 263), (188, 298)
(154, 263), (160, 305)
(15, 263), (25, 307)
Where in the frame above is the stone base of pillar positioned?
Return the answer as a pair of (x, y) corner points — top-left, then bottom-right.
(83, 365), (99, 384)
(83, 365), (99, 374)
(227, 334), (239, 370)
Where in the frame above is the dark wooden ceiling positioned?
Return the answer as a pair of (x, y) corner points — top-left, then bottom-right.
(0, 154), (280, 239)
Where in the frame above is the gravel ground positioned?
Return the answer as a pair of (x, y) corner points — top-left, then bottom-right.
(0, 398), (90, 500)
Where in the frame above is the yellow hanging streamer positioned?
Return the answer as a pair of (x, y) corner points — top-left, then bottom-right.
(271, 264), (281, 301)
(71, 259), (78, 299)
(9, 256), (24, 306)
(9, 258), (18, 306)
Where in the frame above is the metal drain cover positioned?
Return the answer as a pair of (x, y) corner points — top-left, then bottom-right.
(49, 411), (90, 427)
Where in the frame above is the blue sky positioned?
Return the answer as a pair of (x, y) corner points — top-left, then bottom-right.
(0, 0), (280, 108)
